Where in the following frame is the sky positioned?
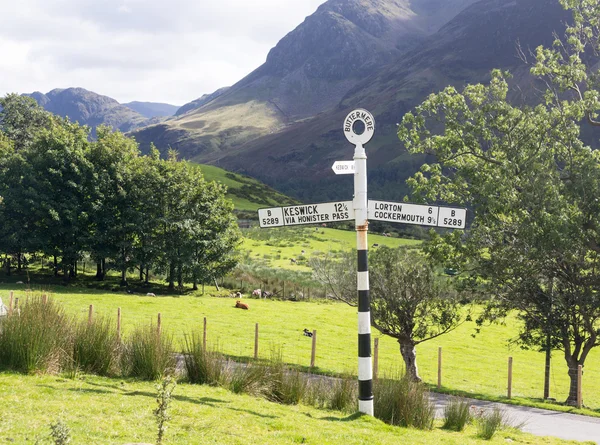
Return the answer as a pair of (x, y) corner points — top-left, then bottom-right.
(0, 0), (327, 106)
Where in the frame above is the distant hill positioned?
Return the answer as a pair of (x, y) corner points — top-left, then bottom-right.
(197, 164), (298, 212)
(130, 0), (479, 161)
(175, 87), (230, 116)
(25, 88), (176, 137)
(123, 101), (179, 118)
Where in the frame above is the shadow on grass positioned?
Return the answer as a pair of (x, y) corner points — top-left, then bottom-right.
(310, 412), (363, 422)
(228, 407), (278, 419)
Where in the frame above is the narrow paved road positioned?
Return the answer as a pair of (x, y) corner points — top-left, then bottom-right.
(431, 393), (600, 444)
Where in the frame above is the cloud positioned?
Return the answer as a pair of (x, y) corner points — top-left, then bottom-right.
(0, 0), (327, 104)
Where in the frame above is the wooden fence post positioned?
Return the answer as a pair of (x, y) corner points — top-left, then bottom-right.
(508, 357), (513, 399)
(310, 330), (317, 368)
(9, 291), (13, 314)
(203, 317), (207, 350)
(42, 294), (47, 304)
(157, 313), (162, 336)
(88, 304), (94, 325)
(577, 364), (583, 409)
(254, 323), (259, 359)
(14, 297), (19, 313)
(438, 347), (442, 389)
(117, 307), (122, 342)
(373, 338), (379, 380)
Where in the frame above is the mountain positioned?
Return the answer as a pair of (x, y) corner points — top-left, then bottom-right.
(123, 101), (179, 118)
(175, 87), (230, 116)
(130, 0), (479, 161)
(191, 0), (572, 201)
(26, 88), (149, 135)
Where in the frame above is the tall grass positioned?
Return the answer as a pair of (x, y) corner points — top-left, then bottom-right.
(183, 332), (225, 385)
(474, 406), (513, 440)
(72, 316), (119, 376)
(442, 397), (471, 431)
(122, 323), (175, 380)
(0, 297), (72, 373)
(327, 377), (357, 412)
(374, 375), (435, 430)
(226, 362), (272, 396)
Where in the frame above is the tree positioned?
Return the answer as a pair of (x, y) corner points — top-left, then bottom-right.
(86, 126), (141, 284)
(311, 246), (464, 381)
(399, 63), (600, 405)
(0, 94), (50, 151)
(369, 247), (463, 382)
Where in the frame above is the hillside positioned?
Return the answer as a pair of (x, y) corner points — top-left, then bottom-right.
(123, 101), (179, 118)
(197, 164), (298, 211)
(129, 0), (479, 163)
(196, 0), (572, 201)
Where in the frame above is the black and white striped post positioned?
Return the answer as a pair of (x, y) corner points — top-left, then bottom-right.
(344, 108), (375, 415)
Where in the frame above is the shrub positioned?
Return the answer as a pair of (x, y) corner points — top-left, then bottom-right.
(183, 332), (225, 386)
(442, 397), (471, 431)
(154, 376), (176, 445)
(373, 376), (434, 430)
(49, 420), (71, 445)
(226, 362), (271, 396)
(0, 297), (72, 373)
(71, 315), (119, 376)
(122, 323), (175, 380)
(328, 377), (357, 412)
(474, 406), (508, 440)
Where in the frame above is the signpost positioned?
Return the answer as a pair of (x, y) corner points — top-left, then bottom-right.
(258, 201), (354, 228)
(256, 108), (467, 416)
(332, 160), (355, 175)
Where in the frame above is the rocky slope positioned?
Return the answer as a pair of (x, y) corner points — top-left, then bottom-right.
(130, 0), (480, 161)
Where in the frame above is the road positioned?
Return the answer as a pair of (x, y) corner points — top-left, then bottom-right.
(431, 393), (600, 444)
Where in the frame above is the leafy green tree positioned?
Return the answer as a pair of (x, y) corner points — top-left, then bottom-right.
(86, 126), (141, 284)
(370, 247), (463, 382)
(0, 94), (50, 151)
(399, 59), (600, 404)
(25, 118), (93, 280)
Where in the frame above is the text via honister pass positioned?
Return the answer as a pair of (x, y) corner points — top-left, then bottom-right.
(258, 202), (355, 228)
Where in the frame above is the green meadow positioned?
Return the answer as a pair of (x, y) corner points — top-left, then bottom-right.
(0, 373), (589, 445)
(2, 282), (599, 416)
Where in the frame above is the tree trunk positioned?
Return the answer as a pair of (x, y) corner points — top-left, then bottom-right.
(168, 262), (175, 291)
(544, 332), (551, 399)
(6, 257), (10, 276)
(17, 252), (22, 272)
(96, 261), (104, 280)
(399, 341), (422, 382)
(566, 365), (580, 406)
(139, 265), (144, 281)
(145, 267), (150, 284)
(53, 255), (58, 277)
(192, 272), (198, 291)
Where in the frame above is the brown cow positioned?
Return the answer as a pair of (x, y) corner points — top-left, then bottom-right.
(235, 300), (249, 310)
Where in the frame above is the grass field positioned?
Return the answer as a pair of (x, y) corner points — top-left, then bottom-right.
(196, 164), (297, 211)
(2, 282), (599, 417)
(0, 373), (589, 445)
(240, 226), (421, 271)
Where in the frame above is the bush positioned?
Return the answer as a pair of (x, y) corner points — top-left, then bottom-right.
(122, 323), (175, 380)
(374, 375), (434, 430)
(71, 316), (119, 376)
(226, 362), (271, 396)
(442, 397), (471, 431)
(328, 377), (357, 412)
(0, 297), (72, 373)
(474, 406), (508, 440)
(183, 332), (225, 386)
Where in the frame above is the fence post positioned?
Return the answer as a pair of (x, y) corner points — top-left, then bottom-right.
(203, 317), (207, 350)
(88, 304), (94, 325)
(373, 338), (379, 380)
(157, 313), (162, 336)
(438, 347), (442, 389)
(254, 323), (259, 359)
(310, 330), (317, 368)
(577, 364), (583, 409)
(14, 297), (19, 313)
(9, 291), (13, 314)
(117, 307), (122, 342)
(42, 294), (47, 304)
(508, 357), (513, 399)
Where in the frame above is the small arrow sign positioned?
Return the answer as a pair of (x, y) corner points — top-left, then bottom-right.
(332, 160), (355, 175)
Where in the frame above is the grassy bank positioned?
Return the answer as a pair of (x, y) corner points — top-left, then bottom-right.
(0, 373), (588, 445)
(1, 284), (599, 415)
